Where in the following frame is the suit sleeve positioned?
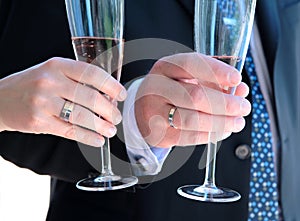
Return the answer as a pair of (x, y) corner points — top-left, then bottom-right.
(0, 132), (97, 183)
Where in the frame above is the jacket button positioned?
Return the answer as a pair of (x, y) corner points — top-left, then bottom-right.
(235, 144), (251, 160)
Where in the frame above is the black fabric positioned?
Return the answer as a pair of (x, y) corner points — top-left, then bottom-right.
(0, 0), (96, 183)
(0, 0), (12, 41)
(0, 0), (253, 220)
(255, 0), (279, 82)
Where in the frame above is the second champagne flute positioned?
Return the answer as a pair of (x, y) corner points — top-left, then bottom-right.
(65, 0), (138, 191)
(177, 0), (256, 202)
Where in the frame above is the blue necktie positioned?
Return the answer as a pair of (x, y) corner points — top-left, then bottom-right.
(245, 51), (279, 221)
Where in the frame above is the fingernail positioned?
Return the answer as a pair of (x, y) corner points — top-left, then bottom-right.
(108, 127), (117, 137)
(95, 137), (105, 147)
(112, 100), (118, 107)
(234, 117), (245, 131)
(117, 88), (127, 101)
(114, 114), (122, 125)
(240, 99), (251, 115)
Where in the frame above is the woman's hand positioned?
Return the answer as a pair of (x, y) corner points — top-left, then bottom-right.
(0, 57), (127, 147)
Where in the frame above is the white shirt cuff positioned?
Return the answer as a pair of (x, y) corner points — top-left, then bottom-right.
(123, 78), (171, 176)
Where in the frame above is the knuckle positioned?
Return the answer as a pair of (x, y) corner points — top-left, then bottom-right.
(152, 59), (164, 72)
(188, 86), (204, 109)
(34, 73), (53, 90)
(152, 58), (174, 75)
(64, 126), (76, 139)
(179, 60), (189, 73)
(86, 89), (99, 104)
(225, 99), (234, 114)
(84, 66), (98, 81)
(99, 74), (112, 92)
(213, 62), (223, 76)
(81, 132), (92, 144)
(27, 94), (46, 109)
(87, 65), (105, 79)
(44, 57), (62, 69)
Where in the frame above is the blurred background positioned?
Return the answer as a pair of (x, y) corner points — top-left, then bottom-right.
(0, 156), (50, 221)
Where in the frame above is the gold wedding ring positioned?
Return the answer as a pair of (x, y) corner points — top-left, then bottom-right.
(60, 100), (74, 122)
(168, 106), (178, 129)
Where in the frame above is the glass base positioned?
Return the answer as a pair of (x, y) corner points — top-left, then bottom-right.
(177, 184), (241, 203)
(76, 175), (138, 191)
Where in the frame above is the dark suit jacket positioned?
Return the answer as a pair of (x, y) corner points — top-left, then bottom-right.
(273, 1), (300, 220)
(0, 0), (298, 220)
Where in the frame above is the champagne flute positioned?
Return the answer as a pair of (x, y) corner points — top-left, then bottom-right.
(65, 0), (138, 191)
(177, 0), (256, 202)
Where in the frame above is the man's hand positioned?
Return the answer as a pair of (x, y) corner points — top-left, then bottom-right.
(135, 53), (251, 148)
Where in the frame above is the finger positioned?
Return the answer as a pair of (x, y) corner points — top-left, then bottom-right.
(149, 128), (231, 147)
(177, 81), (251, 116)
(48, 97), (118, 137)
(138, 75), (251, 117)
(168, 105), (246, 133)
(174, 130), (231, 146)
(58, 80), (122, 125)
(234, 82), (249, 97)
(192, 81), (249, 98)
(68, 104), (117, 138)
(178, 79), (249, 98)
(152, 52), (241, 88)
(140, 105), (235, 148)
(47, 57), (127, 101)
(46, 116), (105, 147)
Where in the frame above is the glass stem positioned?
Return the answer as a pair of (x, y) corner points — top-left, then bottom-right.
(203, 132), (218, 188)
(100, 137), (114, 176)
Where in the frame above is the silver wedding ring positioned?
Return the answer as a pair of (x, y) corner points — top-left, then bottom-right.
(168, 106), (178, 129)
(60, 100), (74, 122)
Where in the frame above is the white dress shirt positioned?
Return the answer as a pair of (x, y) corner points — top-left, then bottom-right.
(122, 78), (171, 176)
